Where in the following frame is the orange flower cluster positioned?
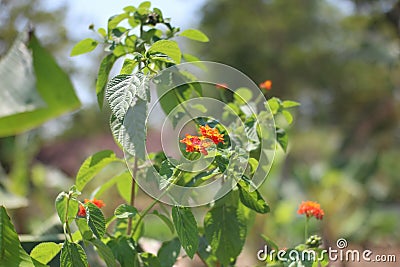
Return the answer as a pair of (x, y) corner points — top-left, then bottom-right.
(297, 201), (324, 220)
(77, 198), (106, 217)
(259, 80), (272, 90)
(180, 125), (224, 155)
(199, 125), (225, 145)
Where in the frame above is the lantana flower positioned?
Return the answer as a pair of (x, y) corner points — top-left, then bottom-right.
(259, 80), (272, 90)
(199, 125), (224, 145)
(78, 198), (106, 217)
(297, 201), (324, 220)
(180, 125), (224, 155)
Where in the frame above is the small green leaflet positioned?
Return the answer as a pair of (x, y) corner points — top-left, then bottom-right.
(172, 206), (199, 259)
(70, 38), (98, 56)
(179, 29), (209, 42)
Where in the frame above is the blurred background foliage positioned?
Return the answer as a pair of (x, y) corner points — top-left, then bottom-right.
(0, 0), (399, 262)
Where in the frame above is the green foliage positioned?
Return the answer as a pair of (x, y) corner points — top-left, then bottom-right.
(172, 206), (199, 259)
(60, 241), (88, 267)
(30, 242), (62, 265)
(179, 29), (210, 42)
(75, 150), (122, 191)
(157, 238), (181, 267)
(70, 38), (99, 56)
(0, 30), (80, 137)
(204, 194), (247, 266)
(85, 202), (106, 239)
(114, 204), (138, 219)
(0, 206), (47, 266)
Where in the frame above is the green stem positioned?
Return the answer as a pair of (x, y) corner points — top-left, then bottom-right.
(127, 157), (139, 236)
(65, 196), (74, 242)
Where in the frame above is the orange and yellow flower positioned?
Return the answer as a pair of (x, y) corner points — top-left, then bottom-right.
(77, 198), (106, 217)
(180, 125), (224, 155)
(297, 201), (324, 220)
(199, 125), (224, 145)
(259, 80), (272, 90)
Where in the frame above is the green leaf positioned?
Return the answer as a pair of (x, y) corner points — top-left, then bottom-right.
(90, 239), (117, 267)
(0, 31), (80, 137)
(115, 171), (133, 202)
(248, 158), (258, 174)
(93, 170), (131, 199)
(86, 202), (106, 239)
(234, 87), (253, 104)
(139, 253), (161, 267)
(152, 210), (175, 234)
(157, 238), (181, 267)
(237, 179), (270, 214)
(282, 110), (293, 124)
(75, 218), (93, 241)
(70, 38), (98, 56)
(137, 1), (151, 15)
(267, 97), (280, 115)
(98, 28), (107, 38)
(55, 192), (79, 224)
(121, 98), (148, 159)
(108, 13), (129, 30)
(96, 54), (117, 109)
(106, 73), (150, 121)
(60, 241), (88, 267)
(75, 150), (120, 191)
(282, 100), (300, 108)
(179, 29), (209, 42)
(0, 31), (45, 118)
(204, 203), (247, 266)
(121, 58), (137, 75)
(0, 206), (47, 266)
(172, 206), (199, 259)
(276, 127), (288, 152)
(114, 204), (138, 219)
(30, 242), (62, 264)
(107, 236), (139, 267)
(148, 40), (181, 63)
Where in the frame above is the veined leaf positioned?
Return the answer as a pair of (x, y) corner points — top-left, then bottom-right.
(237, 179), (270, 214)
(172, 206), (199, 259)
(204, 203), (247, 266)
(148, 40), (181, 63)
(114, 204), (138, 219)
(30, 242), (62, 265)
(157, 238), (181, 267)
(122, 98), (148, 159)
(75, 150), (121, 191)
(96, 54), (117, 109)
(107, 236), (139, 267)
(0, 206), (47, 266)
(55, 192), (79, 224)
(70, 38), (98, 56)
(106, 75), (137, 120)
(179, 29), (209, 42)
(60, 241), (88, 267)
(86, 202), (106, 239)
